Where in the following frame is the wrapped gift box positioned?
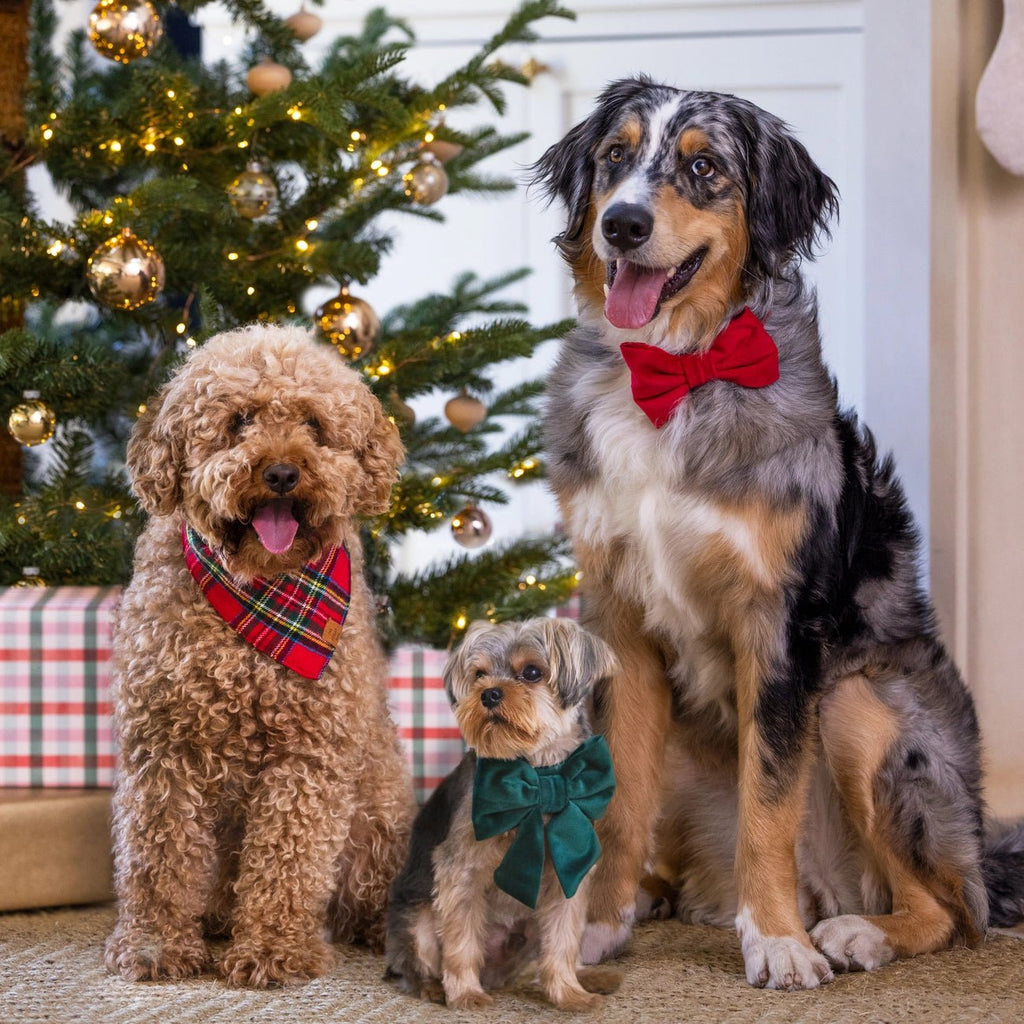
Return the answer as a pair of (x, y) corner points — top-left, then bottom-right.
(387, 645), (464, 804)
(0, 586), (463, 801)
(0, 586), (119, 787)
(0, 788), (114, 911)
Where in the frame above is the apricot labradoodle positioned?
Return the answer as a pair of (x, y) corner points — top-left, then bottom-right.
(105, 324), (415, 988)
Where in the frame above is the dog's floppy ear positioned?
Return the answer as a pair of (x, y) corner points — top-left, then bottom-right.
(540, 618), (619, 709)
(354, 392), (405, 517)
(442, 620), (493, 706)
(126, 389), (183, 516)
(530, 76), (654, 260)
(739, 104), (839, 280)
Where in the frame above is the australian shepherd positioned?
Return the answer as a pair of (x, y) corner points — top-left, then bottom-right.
(531, 77), (1024, 990)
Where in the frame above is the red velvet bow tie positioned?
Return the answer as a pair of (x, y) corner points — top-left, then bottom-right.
(619, 308), (779, 428)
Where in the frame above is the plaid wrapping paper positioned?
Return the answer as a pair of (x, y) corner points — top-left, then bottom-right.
(387, 646), (464, 804)
(0, 587), (120, 787)
(0, 586), (463, 799)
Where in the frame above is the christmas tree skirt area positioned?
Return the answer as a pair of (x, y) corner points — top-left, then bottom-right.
(1, 906), (1022, 1024)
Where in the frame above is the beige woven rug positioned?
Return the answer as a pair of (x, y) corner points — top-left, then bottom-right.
(1, 904), (1022, 1023)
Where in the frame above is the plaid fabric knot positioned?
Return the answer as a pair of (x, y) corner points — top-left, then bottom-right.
(182, 524), (351, 680)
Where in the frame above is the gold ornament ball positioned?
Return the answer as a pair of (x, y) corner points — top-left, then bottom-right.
(444, 391), (487, 432)
(315, 287), (380, 359)
(228, 161), (278, 219)
(14, 568), (47, 588)
(285, 6), (323, 41)
(451, 505), (493, 549)
(89, 0), (163, 64)
(247, 57), (293, 96)
(8, 394), (56, 447)
(86, 228), (165, 311)
(403, 154), (449, 205)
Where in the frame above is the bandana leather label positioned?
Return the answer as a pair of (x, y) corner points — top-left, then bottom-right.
(182, 523), (350, 680)
(619, 307), (779, 427)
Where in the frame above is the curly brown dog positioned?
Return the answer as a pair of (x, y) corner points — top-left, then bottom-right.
(104, 324), (414, 988)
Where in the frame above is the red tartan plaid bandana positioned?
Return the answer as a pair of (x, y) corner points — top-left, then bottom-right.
(619, 308), (779, 428)
(182, 523), (351, 680)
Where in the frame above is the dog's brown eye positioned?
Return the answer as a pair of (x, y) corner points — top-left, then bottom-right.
(229, 411), (253, 434)
(474, 668), (487, 680)
(305, 417), (326, 444)
(520, 664), (543, 683)
(691, 157), (715, 178)
(608, 145), (624, 164)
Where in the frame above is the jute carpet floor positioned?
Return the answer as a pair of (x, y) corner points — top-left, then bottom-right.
(1, 904), (1022, 1024)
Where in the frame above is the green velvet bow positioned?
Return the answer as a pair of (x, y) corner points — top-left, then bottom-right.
(471, 734), (615, 909)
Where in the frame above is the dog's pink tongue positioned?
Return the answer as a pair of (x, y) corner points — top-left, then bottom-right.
(251, 499), (299, 554)
(605, 261), (666, 330)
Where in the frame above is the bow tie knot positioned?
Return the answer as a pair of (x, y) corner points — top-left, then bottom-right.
(537, 772), (568, 815)
(619, 308), (779, 428)
(472, 734), (615, 909)
(680, 350), (714, 389)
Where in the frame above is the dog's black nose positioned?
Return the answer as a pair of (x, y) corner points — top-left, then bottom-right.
(601, 203), (653, 251)
(263, 462), (300, 494)
(480, 687), (504, 709)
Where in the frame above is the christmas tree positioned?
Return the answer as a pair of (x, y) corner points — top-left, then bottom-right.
(0, 0), (578, 647)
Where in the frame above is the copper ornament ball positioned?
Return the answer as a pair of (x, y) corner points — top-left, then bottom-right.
(89, 0), (163, 64)
(444, 391), (487, 432)
(403, 154), (449, 205)
(451, 505), (493, 549)
(315, 288), (380, 359)
(86, 228), (166, 311)
(285, 6), (323, 41)
(247, 57), (293, 97)
(420, 139), (464, 164)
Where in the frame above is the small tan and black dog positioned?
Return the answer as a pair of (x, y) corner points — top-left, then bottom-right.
(105, 324), (414, 988)
(385, 617), (623, 1010)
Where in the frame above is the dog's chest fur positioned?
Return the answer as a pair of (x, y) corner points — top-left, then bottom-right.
(558, 359), (793, 722)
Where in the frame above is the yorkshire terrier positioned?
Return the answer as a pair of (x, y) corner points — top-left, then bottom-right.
(385, 617), (624, 1011)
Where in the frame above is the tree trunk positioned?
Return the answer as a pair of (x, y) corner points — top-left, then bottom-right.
(0, 0), (30, 497)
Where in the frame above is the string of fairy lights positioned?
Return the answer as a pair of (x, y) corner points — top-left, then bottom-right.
(6, 0), (553, 609)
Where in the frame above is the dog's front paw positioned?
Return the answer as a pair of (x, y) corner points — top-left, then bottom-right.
(810, 915), (895, 972)
(551, 988), (606, 1012)
(445, 987), (494, 1010)
(104, 930), (210, 982)
(736, 909), (833, 990)
(219, 937), (333, 988)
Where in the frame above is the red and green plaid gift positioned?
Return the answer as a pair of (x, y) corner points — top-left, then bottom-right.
(0, 587), (120, 787)
(387, 645), (464, 804)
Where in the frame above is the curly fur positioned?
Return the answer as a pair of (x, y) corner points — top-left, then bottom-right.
(104, 324), (414, 989)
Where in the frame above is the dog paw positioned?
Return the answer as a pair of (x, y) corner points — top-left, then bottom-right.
(810, 915), (895, 972)
(580, 912), (633, 964)
(736, 909), (833, 990)
(219, 938), (333, 988)
(577, 965), (623, 995)
(551, 988), (606, 1012)
(741, 934), (834, 991)
(445, 988), (494, 1010)
(104, 932), (209, 982)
